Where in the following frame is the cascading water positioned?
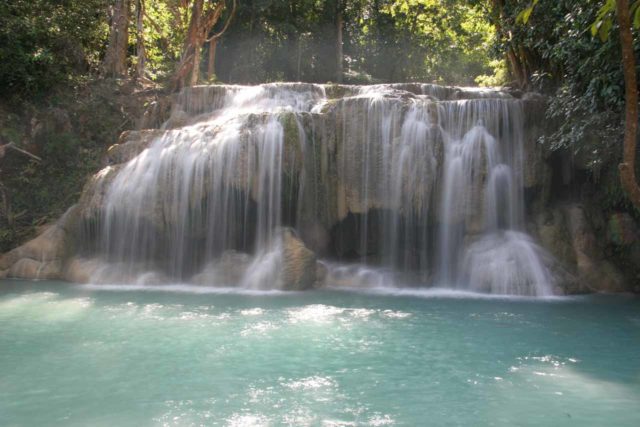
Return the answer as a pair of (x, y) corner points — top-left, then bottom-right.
(435, 99), (553, 295)
(77, 83), (554, 295)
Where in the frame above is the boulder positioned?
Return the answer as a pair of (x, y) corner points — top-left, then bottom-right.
(190, 231), (320, 291)
(280, 228), (318, 291)
(0, 205), (79, 280)
(105, 130), (165, 165)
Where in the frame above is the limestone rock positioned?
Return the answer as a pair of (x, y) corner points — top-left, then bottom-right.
(137, 97), (172, 130)
(191, 251), (253, 285)
(535, 208), (576, 266)
(566, 205), (613, 291)
(536, 204), (627, 293)
(106, 130), (165, 165)
(76, 165), (123, 221)
(64, 257), (102, 283)
(280, 228), (318, 291)
(9, 259), (62, 280)
(0, 205), (79, 280)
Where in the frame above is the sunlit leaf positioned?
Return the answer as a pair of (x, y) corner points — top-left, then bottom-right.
(599, 18), (612, 42)
(516, 0), (540, 25)
(633, 1), (640, 28)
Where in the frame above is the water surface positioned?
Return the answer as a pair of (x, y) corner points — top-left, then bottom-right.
(1, 280), (639, 426)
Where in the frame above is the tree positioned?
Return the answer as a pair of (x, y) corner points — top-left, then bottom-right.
(172, 0), (236, 90)
(514, 0), (640, 210)
(102, 0), (131, 77)
(336, 0), (345, 83)
(135, 0), (146, 80)
(615, 0), (640, 209)
(0, 0), (108, 97)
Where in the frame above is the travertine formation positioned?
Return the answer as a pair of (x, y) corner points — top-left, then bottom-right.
(2, 83), (624, 294)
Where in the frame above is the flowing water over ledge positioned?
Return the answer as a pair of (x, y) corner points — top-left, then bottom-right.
(1, 279), (639, 426)
(42, 82), (556, 296)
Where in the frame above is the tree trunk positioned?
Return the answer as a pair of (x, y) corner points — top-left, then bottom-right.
(616, 0), (640, 209)
(336, 2), (343, 83)
(207, 39), (217, 80)
(103, 0), (131, 77)
(507, 47), (527, 88)
(190, 38), (202, 86)
(135, 0), (146, 80)
(490, 0), (528, 88)
(186, 0), (204, 87)
(296, 38), (302, 81)
(284, 0), (298, 81)
(173, 0), (235, 90)
(517, 45), (531, 87)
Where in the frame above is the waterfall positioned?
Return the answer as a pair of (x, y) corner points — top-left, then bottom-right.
(79, 83), (554, 295)
(435, 99), (552, 295)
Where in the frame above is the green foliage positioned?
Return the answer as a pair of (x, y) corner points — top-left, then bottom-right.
(516, 0), (539, 24)
(215, 0), (499, 85)
(137, 0), (188, 81)
(0, 0), (109, 99)
(589, 0), (640, 41)
(365, 0), (497, 83)
(0, 79), (136, 252)
(498, 0), (640, 212)
(498, 2), (627, 161)
(475, 59), (509, 86)
(0, 0), (502, 90)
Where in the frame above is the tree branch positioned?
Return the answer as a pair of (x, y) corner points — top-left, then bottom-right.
(206, 0), (237, 42)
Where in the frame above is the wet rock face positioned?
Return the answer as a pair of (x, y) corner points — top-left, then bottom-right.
(533, 204), (628, 294)
(565, 205), (627, 293)
(536, 209), (576, 268)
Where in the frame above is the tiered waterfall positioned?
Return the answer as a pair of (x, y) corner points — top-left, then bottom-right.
(75, 83), (554, 295)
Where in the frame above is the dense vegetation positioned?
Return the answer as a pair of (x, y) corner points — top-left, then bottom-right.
(488, 0), (640, 205)
(0, 0), (500, 97)
(0, 0), (639, 253)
